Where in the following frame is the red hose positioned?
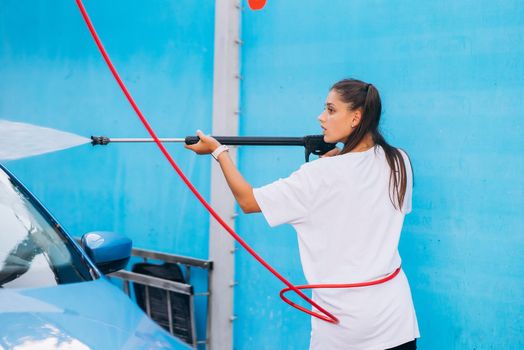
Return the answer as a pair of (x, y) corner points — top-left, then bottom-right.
(75, 0), (400, 325)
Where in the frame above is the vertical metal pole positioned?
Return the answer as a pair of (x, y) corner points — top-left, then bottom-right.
(209, 0), (241, 349)
(185, 264), (191, 282)
(145, 285), (151, 316)
(190, 294), (198, 348)
(166, 290), (174, 335)
(206, 268), (213, 349)
(123, 280), (130, 296)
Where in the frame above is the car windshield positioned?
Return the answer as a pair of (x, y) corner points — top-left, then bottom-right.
(0, 168), (94, 288)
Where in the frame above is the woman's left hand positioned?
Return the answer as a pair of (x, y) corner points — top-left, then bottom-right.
(184, 130), (221, 155)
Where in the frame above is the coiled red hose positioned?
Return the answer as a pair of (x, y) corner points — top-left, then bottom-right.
(75, 0), (400, 324)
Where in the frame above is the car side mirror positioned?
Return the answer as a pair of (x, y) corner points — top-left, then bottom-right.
(80, 231), (132, 274)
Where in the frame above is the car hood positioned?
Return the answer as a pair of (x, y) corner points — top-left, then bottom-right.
(0, 278), (191, 349)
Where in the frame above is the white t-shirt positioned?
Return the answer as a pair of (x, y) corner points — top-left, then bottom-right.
(253, 145), (420, 350)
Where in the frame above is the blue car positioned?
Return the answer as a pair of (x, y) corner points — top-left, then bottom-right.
(0, 164), (191, 349)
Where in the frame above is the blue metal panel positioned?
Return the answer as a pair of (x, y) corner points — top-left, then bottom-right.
(0, 0), (215, 346)
(236, 0), (524, 349)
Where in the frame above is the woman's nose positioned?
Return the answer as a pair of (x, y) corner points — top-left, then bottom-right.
(318, 112), (325, 122)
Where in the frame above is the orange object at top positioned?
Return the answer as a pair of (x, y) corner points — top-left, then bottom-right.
(248, 0), (267, 10)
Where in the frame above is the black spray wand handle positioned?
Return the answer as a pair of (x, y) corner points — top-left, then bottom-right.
(185, 135), (303, 146)
(187, 135), (337, 162)
(91, 135), (336, 162)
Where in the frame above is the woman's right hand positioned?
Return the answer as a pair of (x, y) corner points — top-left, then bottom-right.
(319, 147), (341, 158)
(184, 130), (221, 155)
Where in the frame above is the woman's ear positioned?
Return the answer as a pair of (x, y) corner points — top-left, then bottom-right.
(351, 110), (363, 128)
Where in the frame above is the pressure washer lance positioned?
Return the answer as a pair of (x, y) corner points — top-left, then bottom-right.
(91, 135), (336, 162)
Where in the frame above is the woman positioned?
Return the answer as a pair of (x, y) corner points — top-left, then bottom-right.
(185, 78), (420, 349)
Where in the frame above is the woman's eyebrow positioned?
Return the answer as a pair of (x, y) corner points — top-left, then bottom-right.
(325, 102), (335, 107)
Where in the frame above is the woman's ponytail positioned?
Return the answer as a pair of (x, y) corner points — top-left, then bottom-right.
(331, 79), (409, 210)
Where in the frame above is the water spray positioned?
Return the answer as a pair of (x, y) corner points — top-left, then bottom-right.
(91, 135), (336, 162)
(0, 119), (90, 161)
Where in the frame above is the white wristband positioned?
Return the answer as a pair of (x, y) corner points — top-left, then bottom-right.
(211, 145), (229, 161)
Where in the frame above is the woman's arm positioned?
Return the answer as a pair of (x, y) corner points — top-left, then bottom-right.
(184, 130), (261, 213)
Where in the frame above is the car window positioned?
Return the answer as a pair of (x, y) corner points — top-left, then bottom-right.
(0, 169), (94, 288)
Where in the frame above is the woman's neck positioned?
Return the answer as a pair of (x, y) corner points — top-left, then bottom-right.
(349, 132), (375, 153)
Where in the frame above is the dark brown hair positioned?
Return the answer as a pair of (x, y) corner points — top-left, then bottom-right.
(331, 78), (409, 210)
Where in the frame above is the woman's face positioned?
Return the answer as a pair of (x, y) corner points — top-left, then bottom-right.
(318, 90), (361, 144)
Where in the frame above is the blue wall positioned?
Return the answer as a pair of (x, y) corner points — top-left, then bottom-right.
(2, 0), (524, 349)
(235, 0), (524, 349)
(0, 0), (215, 345)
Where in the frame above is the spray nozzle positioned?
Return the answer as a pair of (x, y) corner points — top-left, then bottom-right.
(91, 136), (110, 145)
